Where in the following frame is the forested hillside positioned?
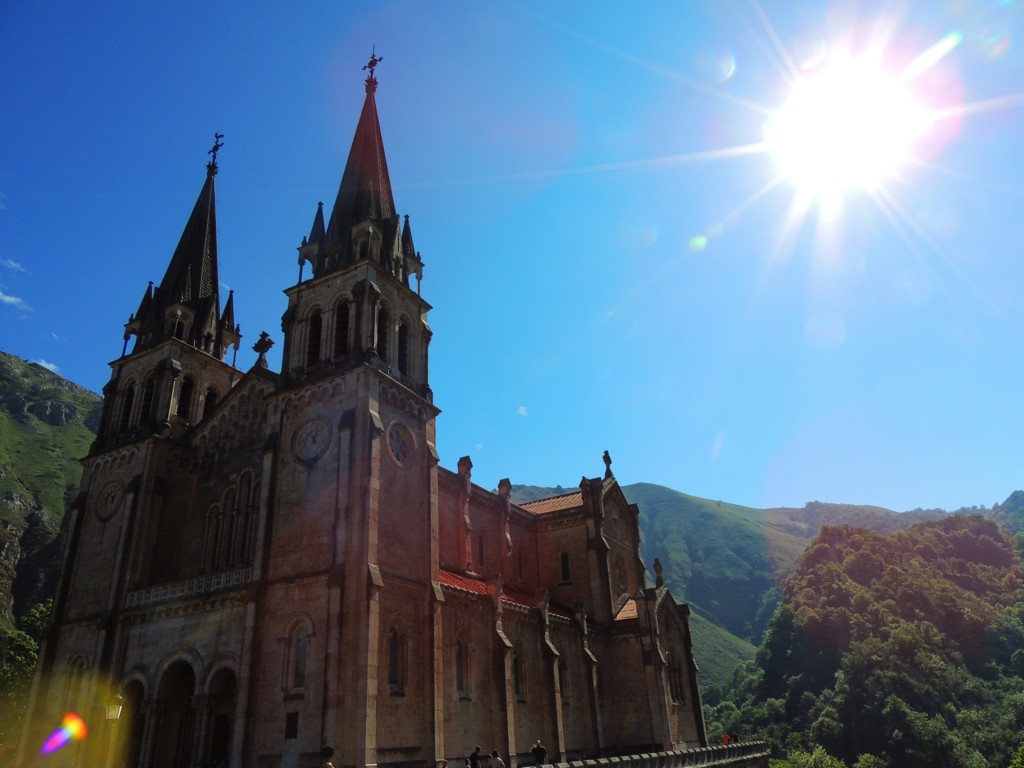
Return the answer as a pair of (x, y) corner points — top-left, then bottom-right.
(706, 515), (1024, 767)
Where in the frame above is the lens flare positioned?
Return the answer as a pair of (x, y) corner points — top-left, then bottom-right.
(40, 712), (88, 754)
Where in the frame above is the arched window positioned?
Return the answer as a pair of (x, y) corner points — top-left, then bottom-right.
(388, 623), (407, 695)
(293, 634), (308, 689)
(376, 307), (390, 363)
(63, 657), (87, 713)
(220, 488), (236, 567)
(139, 377), (156, 424)
(205, 504), (222, 570)
(236, 472), (256, 565)
(203, 388), (218, 420)
(283, 618), (313, 695)
(307, 311), (323, 366)
(171, 318), (185, 339)
(333, 301), (349, 358)
(455, 640), (466, 697)
(397, 320), (410, 377)
(560, 552), (572, 583)
(177, 377), (194, 419)
(117, 385), (135, 433)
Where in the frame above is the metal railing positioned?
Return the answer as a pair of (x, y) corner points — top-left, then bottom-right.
(125, 566), (252, 608)
(536, 742), (770, 768)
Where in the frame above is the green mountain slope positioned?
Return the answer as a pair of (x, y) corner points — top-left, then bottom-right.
(0, 351), (102, 626)
(687, 610), (756, 691)
(713, 515), (1024, 766)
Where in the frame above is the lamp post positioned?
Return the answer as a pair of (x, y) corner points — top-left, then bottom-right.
(104, 691), (123, 768)
(105, 692), (124, 722)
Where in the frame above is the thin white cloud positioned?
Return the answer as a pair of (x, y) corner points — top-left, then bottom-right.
(517, 405), (529, 416)
(1, 258), (25, 272)
(34, 359), (59, 374)
(0, 290), (31, 311)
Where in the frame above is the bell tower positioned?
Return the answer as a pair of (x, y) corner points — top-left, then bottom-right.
(280, 51), (430, 397)
(260, 53), (442, 768)
(93, 134), (242, 452)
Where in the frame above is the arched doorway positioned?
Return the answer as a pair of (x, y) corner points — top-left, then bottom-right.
(152, 661), (197, 768)
(116, 679), (146, 768)
(206, 668), (237, 767)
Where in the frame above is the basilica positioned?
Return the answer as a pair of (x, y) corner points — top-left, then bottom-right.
(21, 59), (707, 768)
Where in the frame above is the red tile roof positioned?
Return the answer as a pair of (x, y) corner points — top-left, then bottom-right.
(438, 569), (572, 618)
(519, 491), (583, 515)
(615, 598), (639, 621)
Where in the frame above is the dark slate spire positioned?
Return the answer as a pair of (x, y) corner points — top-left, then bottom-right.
(323, 50), (397, 261)
(308, 201), (325, 246)
(125, 135), (237, 361)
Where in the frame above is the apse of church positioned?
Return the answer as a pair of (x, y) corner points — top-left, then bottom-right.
(19, 57), (707, 768)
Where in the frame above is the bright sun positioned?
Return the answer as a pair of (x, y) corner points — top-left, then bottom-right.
(766, 55), (930, 198)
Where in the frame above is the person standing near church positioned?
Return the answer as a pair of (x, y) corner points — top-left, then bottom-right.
(531, 741), (547, 765)
(490, 750), (505, 768)
(470, 746), (482, 768)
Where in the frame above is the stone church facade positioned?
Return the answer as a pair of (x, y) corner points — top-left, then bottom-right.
(21, 62), (707, 768)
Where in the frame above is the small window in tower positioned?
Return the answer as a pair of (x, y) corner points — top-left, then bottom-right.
(293, 634), (307, 690)
(140, 378), (156, 424)
(455, 638), (471, 699)
(333, 301), (350, 358)
(387, 623), (407, 696)
(117, 385), (135, 433)
(376, 307), (390, 363)
(172, 318), (185, 340)
(203, 388), (218, 420)
(177, 377), (194, 420)
(560, 552), (572, 584)
(398, 321), (410, 377)
(284, 712), (298, 740)
(477, 535), (486, 571)
(307, 311), (323, 366)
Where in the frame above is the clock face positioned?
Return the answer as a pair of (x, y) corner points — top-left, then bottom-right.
(292, 417), (331, 462)
(386, 420), (415, 467)
(96, 480), (124, 521)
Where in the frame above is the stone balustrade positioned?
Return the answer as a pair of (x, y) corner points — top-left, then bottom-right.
(125, 566), (252, 608)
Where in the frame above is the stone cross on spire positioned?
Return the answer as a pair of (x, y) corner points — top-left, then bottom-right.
(207, 132), (224, 175)
(363, 46), (383, 93)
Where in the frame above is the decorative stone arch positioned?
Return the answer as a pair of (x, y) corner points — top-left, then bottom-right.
(151, 650), (202, 768)
(281, 613), (315, 694)
(201, 657), (240, 768)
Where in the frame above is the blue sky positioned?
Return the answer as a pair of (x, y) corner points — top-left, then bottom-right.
(2, 1), (1023, 512)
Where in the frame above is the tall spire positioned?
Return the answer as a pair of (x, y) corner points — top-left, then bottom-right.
(322, 49), (398, 261)
(124, 134), (237, 361)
